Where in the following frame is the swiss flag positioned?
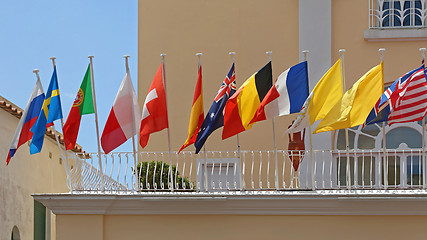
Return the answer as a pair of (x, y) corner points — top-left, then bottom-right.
(140, 64), (169, 148)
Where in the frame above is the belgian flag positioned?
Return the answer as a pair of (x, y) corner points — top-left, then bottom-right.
(222, 62), (272, 139)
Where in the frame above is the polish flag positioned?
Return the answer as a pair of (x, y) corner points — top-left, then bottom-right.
(101, 71), (140, 154)
(140, 64), (168, 148)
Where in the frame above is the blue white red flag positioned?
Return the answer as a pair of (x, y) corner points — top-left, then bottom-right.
(7, 79), (45, 165)
(366, 65), (427, 125)
(194, 63), (236, 154)
(30, 67), (63, 154)
(251, 61), (309, 123)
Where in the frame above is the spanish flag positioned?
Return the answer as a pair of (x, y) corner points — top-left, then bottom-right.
(179, 64), (204, 152)
(222, 62), (272, 139)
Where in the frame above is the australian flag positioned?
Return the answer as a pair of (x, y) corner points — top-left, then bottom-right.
(365, 66), (422, 125)
(194, 63), (236, 154)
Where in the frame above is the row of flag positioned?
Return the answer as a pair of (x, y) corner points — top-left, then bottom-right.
(6, 53), (427, 165)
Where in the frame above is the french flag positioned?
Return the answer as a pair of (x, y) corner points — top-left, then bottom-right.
(251, 61), (309, 123)
(7, 79), (45, 165)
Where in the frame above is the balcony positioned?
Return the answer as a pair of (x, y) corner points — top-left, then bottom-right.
(64, 148), (427, 194)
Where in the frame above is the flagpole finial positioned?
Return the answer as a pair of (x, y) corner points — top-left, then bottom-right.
(50, 57), (56, 68)
(339, 49), (346, 53)
(302, 50), (309, 62)
(33, 69), (41, 81)
(123, 55), (130, 72)
(88, 55), (94, 59)
(266, 51), (272, 62)
(160, 53), (167, 57)
(229, 52), (236, 56)
(196, 53), (203, 56)
(379, 48), (385, 62)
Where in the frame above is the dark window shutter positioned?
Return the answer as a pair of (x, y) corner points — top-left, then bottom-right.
(34, 201), (46, 240)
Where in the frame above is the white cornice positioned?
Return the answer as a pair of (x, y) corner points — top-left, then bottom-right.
(33, 190), (427, 216)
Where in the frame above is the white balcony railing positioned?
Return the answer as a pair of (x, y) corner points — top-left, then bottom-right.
(369, 0), (427, 28)
(66, 149), (427, 193)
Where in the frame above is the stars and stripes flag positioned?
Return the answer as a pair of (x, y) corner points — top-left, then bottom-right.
(388, 65), (427, 125)
(366, 65), (427, 125)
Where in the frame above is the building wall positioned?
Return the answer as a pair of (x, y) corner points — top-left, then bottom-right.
(138, 0), (299, 153)
(0, 107), (70, 239)
(331, 0), (427, 87)
(56, 214), (427, 240)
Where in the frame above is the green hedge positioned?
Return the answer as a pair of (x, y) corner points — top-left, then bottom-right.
(133, 161), (193, 190)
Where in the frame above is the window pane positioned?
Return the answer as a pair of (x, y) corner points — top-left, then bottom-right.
(382, 155), (400, 186)
(358, 156), (376, 186)
(407, 155), (424, 186)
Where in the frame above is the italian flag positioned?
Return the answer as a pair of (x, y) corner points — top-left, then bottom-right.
(63, 64), (94, 150)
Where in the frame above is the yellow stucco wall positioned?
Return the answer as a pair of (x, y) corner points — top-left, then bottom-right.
(0, 106), (70, 240)
(138, 0), (299, 153)
(332, 0), (427, 88)
(55, 214), (427, 240)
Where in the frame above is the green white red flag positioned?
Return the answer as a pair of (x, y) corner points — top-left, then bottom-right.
(63, 64), (95, 150)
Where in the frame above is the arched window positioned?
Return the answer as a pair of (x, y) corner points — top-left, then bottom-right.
(335, 121), (424, 188)
(11, 226), (20, 240)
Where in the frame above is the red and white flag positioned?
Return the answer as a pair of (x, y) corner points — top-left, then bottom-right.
(140, 64), (168, 148)
(388, 67), (427, 125)
(101, 71), (141, 154)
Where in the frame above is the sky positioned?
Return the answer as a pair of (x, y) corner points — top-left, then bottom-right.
(0, 1), (138, 153)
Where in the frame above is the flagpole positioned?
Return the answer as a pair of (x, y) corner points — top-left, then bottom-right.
(229, 52), (243, 190)
(302, 50), (316, 190)
(420, 47), (426, 189)
(196, 52), (208, 192)
(379, 48), (387, 190)
(49, 57), (72, 192)
(123, 55), (139, 190)
(265, 51), (278, 190)
(88, 55), (105, 191)
(160, 53), (174, 191)
(338, 50), (351, 189)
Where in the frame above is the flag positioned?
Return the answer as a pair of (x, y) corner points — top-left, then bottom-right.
(251, 61), (309, 123)
(222, 61), (272, 140)
(7, 79), (45, 164)
(388, 65), (427, 125)
(63, 64), (95, 150)
(101, 70), (140, 154)
(140, 64), (168, 148)
(178, 64), (204, 153)
(314, 62), (384, 134)
(286, 59), (342, 133)
(365, 67), (420, 125)
(30, 67), (63, 154)
(194, 63), (236, 154)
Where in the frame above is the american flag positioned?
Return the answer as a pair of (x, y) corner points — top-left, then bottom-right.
(388, 65), (427, 125)
(365, 65), (425, 125)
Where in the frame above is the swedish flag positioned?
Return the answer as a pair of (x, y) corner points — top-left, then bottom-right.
(30, 66), (63, 154)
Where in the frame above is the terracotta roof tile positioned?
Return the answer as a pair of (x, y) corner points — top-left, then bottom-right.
(0, 96), (87, 155)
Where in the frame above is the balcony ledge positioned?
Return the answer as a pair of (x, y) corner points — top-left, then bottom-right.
(34, 190), (427, 216)
(365, 28), (427, 41)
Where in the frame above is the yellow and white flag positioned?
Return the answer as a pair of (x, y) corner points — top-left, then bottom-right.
(314, 62), (384, 134)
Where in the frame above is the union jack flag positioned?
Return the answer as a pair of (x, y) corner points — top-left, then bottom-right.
(214, 64), (236, 102)
(194, 63), (236, 154)
(365, 65), (427, 125)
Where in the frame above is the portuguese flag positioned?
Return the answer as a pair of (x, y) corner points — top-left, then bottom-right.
(63, 64), (95, 150)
